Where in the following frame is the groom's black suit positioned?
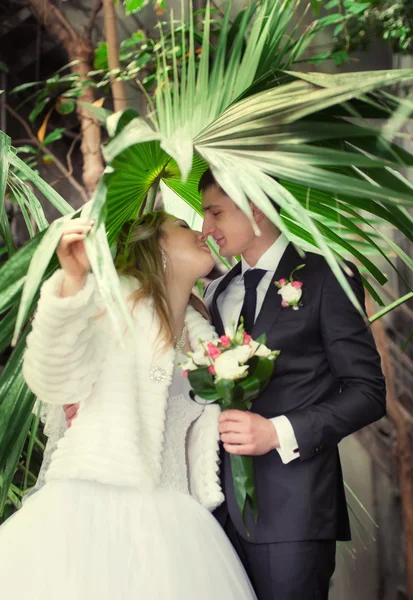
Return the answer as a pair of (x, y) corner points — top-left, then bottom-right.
(207, 243), (386, 600)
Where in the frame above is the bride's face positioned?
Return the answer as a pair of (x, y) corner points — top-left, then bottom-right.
(161, 216), (214, 281)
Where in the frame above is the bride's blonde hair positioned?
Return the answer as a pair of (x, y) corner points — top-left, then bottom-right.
(114, 210), (209, 348)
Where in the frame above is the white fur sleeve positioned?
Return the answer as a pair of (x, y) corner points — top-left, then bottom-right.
(22, 269), (102, 405)
(187, 403), (224, 511)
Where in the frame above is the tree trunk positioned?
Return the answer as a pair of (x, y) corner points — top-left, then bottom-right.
(27, 0), (104, 198)
(103, 0), (128, 113)
(367, 296), (413, 598)
(74, 36), (106, 197)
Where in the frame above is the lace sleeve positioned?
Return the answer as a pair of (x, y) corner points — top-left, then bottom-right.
(23, 401), (68, 502)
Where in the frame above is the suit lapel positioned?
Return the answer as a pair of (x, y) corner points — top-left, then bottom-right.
(252, 243), (305, 339)
(210, 262), (242, 336)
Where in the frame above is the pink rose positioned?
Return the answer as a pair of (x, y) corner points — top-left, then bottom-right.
(291, 281), (303, 288)
(243, 333), (252, 345)
(183, 370), (189, 378)
(281, 300), (288, 308)
(219, 335), (231, 348)
(208, 365), (216, 375)
(207, 343), (221, 359)
(278, 278), (287, 286)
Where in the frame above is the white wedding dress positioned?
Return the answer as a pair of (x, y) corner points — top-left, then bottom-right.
(0, 356), (256, 600)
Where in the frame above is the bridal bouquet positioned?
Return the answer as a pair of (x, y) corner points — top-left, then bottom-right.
(181, 321), (280, 525)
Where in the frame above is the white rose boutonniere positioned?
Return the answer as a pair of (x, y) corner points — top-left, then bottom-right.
(275, 264), (305, 311)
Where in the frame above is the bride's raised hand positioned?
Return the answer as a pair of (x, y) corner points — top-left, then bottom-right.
(57, 219), (94, 296)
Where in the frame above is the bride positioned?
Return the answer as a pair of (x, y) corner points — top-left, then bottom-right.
(0, 211), (256, 600)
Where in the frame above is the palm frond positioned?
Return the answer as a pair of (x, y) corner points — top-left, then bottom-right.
(99, 0), (413, 309)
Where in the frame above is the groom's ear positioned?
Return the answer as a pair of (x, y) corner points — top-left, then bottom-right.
(251, 203), (265, 223)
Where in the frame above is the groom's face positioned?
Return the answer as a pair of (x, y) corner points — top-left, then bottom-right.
(201, 184), (256, 258)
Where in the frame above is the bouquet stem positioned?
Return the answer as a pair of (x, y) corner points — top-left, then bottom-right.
(230, 454), (258, 526)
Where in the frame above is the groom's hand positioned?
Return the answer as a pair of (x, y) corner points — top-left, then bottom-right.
(219, 410), (280, 456)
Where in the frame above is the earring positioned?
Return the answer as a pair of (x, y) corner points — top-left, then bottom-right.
(161, 248), (167, 272)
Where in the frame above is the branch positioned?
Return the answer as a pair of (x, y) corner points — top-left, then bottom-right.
(210, 0), (226, 18)
(28, 0), (104, 196)
(5, 103), (88, 203)
(27, 0), (78, 55)
(131, 13), (151, 38)
(66, 133), (81, 178)
(85, 0), (103, 40)
(103, 0), (128, 112)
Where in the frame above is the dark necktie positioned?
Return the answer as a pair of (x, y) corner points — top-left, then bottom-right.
(238, 269), (267, 335)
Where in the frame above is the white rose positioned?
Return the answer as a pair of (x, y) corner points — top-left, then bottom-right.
(231, 344), (253, 364)
(180, 357), (197, 371)
(278, 282), (302, 307)
(190, 344), (211, 367)
(249, 340), (273, 358)
(214, 350), (249, 381)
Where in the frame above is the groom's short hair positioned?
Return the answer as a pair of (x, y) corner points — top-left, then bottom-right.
(198, 168), (281, 214)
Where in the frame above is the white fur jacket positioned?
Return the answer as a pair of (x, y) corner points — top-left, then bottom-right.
(23, 270), (224, 512)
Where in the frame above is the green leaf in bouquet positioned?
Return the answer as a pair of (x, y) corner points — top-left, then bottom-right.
(230, 454), (258, 527)
(216, 378), (235, 408)
(254, 333), (267, 346)
(187, 366), (215, 391)
(225, 384), (248, 411)
(247, 356), (276, 385)
(189, 389), (221, 402)
(237, 376), (261, 408)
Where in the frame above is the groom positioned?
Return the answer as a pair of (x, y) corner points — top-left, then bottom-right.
(199, 169), (386, 600)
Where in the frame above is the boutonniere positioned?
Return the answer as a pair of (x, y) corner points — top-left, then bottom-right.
(274, 264), (305, 310)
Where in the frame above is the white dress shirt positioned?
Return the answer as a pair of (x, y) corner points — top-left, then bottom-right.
(216, 235), (300, 464)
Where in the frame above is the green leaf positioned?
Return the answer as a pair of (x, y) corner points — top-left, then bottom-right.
(15, 145), (38, 155)
(8, 152), (72, 216)
(0, 132), (13, 257)
(230, 454), (259, 524)
(254, 333), (267, 345)
(94, 41), (109, 70)
(0, 306), (18, 354)
(333, 23), (344, 37)
(103, 118), (161, 162)
(28, 98), (50, 122)
(79, 101), (113, 125)
(12, 213), (75, 345)
(191, 389), (221, 402)
(247, 356), (276, 385)
(10, 81), (43, 94)
(237, 376), (262, 406)
(107, 108), (141, 137)
(188, 367), (215, 391)
(56, 99), (76, 115)
(42, 128), (65, 145)
(216, 378), (235, 405)
(82, 198), (138, 341)
(369, 292), (413, 324)
(0, 329), (35, 514)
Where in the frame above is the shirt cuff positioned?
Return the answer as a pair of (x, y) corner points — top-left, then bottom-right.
(271, 416), (300, 464)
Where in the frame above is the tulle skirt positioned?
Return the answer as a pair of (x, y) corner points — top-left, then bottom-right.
(0, 480), (256, 599)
